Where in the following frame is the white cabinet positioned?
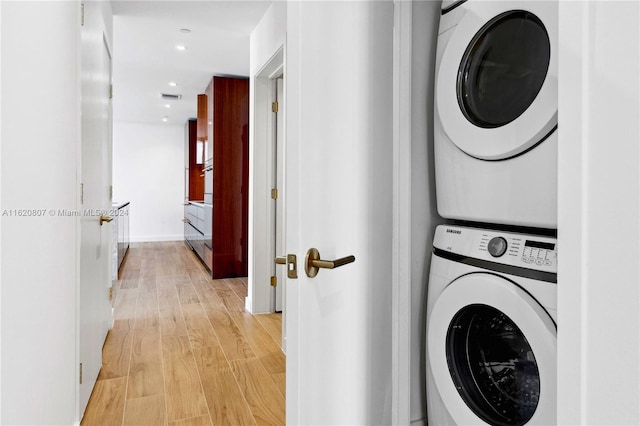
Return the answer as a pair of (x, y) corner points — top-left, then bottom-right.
(184, 201), (208, 269)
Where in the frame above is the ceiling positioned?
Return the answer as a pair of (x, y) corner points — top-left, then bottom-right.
(111, 1), (272, 126)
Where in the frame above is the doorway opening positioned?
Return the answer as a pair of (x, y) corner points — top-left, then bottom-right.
(249, 46), (286, 351)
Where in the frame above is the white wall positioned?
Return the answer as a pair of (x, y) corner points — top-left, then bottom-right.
(557, 2), (640, 424)
(0, 2), (80, 424)
(113, 122), (184, 242)
(250, 1), (286, 77)
(247, 1), (286, 313)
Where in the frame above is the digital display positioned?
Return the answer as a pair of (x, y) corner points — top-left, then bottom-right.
(525, 240), (555, 250)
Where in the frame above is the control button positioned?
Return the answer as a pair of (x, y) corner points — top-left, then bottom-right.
(487, 237), (508, 258)
(535, 259), (544, 266)
(544, 260), (552, 266)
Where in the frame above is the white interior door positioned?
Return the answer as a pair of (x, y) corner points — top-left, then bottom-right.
(79, 18), (113, 415)
(274, 77), (285, 313)
(285, 2), (394, 424)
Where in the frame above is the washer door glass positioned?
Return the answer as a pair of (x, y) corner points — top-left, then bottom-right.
(447, 304), (540, 426)
(458, 11), (550, 129)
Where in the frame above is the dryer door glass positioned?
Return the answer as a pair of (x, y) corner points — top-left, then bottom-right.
(457, 11), (550, 129)
(446, 304), (540, 426)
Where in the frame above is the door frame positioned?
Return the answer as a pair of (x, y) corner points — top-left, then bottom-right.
(77, 5), (114, 416)
(247, 46), (285, 321)
(273, 77), (285, 313)
(392, 1), (413, 424)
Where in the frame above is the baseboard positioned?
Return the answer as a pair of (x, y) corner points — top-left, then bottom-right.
(410, 417), (426, 426)
(130, 235), (184, 243)
(245, 296), (252, 313)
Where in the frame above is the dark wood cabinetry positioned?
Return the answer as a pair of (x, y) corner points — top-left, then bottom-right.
(197, 94), (208, 145)
(207, 76), (249, 279)
(186, 119), (204, 201)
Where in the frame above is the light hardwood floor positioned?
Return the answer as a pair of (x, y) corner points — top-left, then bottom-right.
(82, 241), (285, 426)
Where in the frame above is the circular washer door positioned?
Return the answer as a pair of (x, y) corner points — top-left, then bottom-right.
(436, 2), (557, 160)
(428, 273), (556, 425)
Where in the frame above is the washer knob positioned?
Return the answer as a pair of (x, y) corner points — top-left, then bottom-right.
(488, 237), (508, 257)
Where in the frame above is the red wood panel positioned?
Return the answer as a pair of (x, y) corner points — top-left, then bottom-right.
(196, 94), (208, 143)
(188, 119), (204, 201)
(211, 77), (249, 279)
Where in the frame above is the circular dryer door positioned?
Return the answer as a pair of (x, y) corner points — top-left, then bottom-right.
(427, 273), (556, 426)
(436, 2), (557, 160)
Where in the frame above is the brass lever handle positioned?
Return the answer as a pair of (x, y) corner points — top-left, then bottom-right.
(99, 215), (113, 226)
(305, 248), (355, 278)
(274, 254), (298, 279)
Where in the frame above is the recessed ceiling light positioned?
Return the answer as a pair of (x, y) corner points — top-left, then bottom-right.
(164, 104), (171, 108)
(162, 117), (168, 122)
(180, 28), (191, 34)
(176, 45), (187, 51)
(168, 82), (177, 87)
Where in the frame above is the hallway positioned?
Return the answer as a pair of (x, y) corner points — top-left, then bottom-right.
(82, 242), (285, 425)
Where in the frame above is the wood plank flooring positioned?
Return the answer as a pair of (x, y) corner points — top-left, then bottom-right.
(82, 241), (285, 426)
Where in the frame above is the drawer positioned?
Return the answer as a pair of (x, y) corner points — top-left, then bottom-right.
(187, 203), (203, 217)
(187, 212), (198, 225)
(184, 222), (195, 249)
(196, 206), (205, 220)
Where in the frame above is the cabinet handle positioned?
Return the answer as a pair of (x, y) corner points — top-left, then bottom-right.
(182, 218), (191, 224)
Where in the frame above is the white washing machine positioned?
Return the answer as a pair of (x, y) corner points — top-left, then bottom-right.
(435, 1), (558, 228)
(426, 224), (557, 425)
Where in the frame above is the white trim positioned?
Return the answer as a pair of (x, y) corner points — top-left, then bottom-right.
(392, 1), (412, 424)
(558, 2), (640, 423)
(0, 2), (3, 420)
(75, 1), (83, 421)
(249, 46), (285, 315)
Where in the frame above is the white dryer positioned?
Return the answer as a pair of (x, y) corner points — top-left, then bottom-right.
(435, 1), (558, 228)
(426, 224), (557, 425)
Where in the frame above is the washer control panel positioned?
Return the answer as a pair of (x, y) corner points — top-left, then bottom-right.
(435, 225), (557, 273)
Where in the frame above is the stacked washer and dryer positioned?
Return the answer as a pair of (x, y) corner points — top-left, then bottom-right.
(427, 1), (558, 425)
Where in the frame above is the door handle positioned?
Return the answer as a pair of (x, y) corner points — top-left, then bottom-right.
(305, 248), (355, 278)
(99, 215), (113, 226)
(274, 254), (297, 279)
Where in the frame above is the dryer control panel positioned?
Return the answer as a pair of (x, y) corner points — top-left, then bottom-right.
(434, 225), (557, 274)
